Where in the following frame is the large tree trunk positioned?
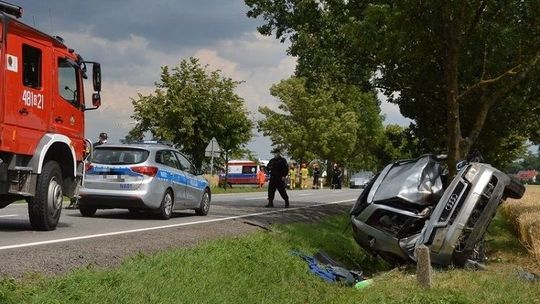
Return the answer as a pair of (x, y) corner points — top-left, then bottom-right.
(443, 12), (465, 178)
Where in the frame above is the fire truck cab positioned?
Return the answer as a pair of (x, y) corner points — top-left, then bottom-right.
(0, 2), (102, 230)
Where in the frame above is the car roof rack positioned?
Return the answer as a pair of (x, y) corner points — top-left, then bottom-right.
(121, 139), (174, 146)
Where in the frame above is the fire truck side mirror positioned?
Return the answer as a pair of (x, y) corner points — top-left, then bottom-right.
(92, 63), (101, 92)
(92, 93), (101, 108)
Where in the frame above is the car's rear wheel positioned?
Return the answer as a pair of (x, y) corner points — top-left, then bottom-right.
(79, 205), (97, 217)
(504, 174), (525, 199)
(195, 189), (210, 216)
(28, 161), (63, 231)
(156, 190), (173, 220)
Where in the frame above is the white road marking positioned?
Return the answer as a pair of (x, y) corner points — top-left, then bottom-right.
(0, 214), (18, 218)
(243, 196), (267, 200)
(0, 199), (355, 251)
(299, 193), (314, 196)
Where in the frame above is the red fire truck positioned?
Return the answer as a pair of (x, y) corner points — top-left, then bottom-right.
(0, 2), (102, 230)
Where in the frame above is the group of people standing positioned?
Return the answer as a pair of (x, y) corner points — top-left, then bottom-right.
(288, 163), (321, 190)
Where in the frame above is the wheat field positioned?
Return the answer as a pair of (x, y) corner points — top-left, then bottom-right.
(501, 185), (540, 265)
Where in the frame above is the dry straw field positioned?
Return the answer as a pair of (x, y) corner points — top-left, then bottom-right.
(501, 185), (540, 266)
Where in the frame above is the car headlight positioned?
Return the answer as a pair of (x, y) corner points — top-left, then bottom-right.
(464, 164), (479, 182)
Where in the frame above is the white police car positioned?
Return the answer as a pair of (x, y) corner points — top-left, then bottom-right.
(78, 142), (210, 219)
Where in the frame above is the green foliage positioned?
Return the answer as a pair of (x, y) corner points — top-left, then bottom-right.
(128, 57), (253, 168)
(376, 124), (420, 164)
(505, 150), (540, 173)
(258, 77), (385, 170)
(246, 0), (540, 169)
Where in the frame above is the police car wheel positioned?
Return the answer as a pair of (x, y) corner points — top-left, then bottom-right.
(195, 189), (210, 216)
(28, 161), (63, 231)
(156, 190), (173, 220)
(79, 205), (97, 217)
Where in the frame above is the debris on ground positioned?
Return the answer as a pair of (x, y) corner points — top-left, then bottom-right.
(242, 220), (272, 231)
(518, 270), (540, 282)
(292, 250), (369, 287)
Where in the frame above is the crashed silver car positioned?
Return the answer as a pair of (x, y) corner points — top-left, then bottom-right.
(350, 154), (524, 267)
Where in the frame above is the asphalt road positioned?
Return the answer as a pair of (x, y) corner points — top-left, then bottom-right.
(0, 188), (361, 278)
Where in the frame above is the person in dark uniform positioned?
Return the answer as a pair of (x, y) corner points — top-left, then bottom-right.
(265, 148), (290, 208)
(93, 132), (108, 148)
(331, 163), (343, 189)
(312, 164), (320, 189)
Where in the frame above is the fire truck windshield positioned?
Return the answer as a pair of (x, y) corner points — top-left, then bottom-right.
(58, 58), (80, 106)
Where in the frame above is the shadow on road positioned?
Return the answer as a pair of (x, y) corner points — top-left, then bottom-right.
(237, 203), (353, 227)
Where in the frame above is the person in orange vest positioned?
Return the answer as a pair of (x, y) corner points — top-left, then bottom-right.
(257, 165), (266, 188)
(289, 164), (297, 190)
(300, 162), (309, 190)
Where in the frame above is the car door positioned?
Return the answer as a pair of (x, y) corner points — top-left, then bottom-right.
(155, 150), (186, 208)
(3, 32), (49, 155)
(174, 152), (200, 207)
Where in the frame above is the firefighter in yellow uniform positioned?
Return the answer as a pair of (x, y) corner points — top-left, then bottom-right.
(300, 163), (309, 189)
(289, 165), (297, 190)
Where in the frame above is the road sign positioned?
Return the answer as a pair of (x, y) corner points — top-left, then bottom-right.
(205, 137), (221, 157)
(205, 137), (221, 176)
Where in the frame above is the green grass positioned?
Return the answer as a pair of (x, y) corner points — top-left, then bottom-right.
(0, 214), (539, 304)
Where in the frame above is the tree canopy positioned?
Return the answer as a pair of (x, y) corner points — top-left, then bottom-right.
(128, 57), (253, 169)
(258, 77), (386, 171)
(246, 0), (540, 172)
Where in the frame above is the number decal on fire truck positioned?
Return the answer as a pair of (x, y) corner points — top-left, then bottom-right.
(22, 90), (44, 109)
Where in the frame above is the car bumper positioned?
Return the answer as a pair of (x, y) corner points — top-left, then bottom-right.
(78, 183), (163, 210)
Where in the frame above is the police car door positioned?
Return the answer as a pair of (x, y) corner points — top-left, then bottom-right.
(155, 150), (186, 208)
(174, 152), (200, 207)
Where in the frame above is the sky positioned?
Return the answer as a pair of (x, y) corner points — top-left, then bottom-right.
(15, 0), (411, 159)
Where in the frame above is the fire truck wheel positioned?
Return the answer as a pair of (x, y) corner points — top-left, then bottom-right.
(28, 161), (63, 231)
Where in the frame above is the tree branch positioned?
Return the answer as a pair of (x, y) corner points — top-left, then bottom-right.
(458, 50), (540, 101)
(465, 52), (540, 147)
(464, 0), (487, 38)
(481, 42), (488, 80)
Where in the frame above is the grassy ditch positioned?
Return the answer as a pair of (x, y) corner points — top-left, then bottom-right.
(0, 213), (539, 303)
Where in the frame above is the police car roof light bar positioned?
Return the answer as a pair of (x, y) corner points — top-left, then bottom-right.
(0, 0), (22, 18)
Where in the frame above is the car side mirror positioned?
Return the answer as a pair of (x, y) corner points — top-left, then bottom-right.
(92, 93), (101, 108)
(93, 63), (101, 92)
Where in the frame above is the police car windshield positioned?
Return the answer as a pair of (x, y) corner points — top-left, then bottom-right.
(91, 148), (149, 165)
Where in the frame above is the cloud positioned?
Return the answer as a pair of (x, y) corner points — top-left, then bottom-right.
(191, 36), (296, 115)
(18, 0), (261, 51)
(56, 30), (186, 86)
